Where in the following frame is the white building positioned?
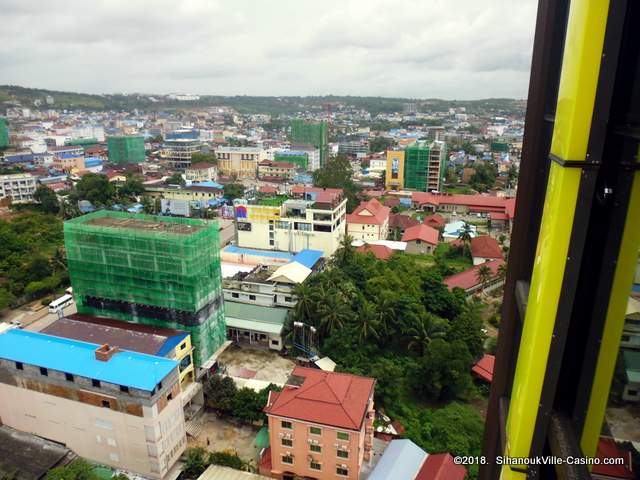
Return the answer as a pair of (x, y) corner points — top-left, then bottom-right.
(0, 173), (38, 204)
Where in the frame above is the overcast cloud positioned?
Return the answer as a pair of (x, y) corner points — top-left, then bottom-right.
(0, 0), (538, 99)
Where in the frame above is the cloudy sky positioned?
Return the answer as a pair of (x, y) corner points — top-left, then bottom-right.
(0, 0), (538, 99)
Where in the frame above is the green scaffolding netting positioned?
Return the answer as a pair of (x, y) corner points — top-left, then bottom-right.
(65, 210), (226, 365)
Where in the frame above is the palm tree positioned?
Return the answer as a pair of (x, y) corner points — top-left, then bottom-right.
(51, 246), (68, 275)
(375, 295), (396, 336)
(353, 301), (381, 344)
(293, 282), (315, 324)
(405, 313), (448, 355)
(334, 234), (355, 267)
(457, 222), (473, 245)
(476, 264), (493, 294)
(317, 293), (352, 337)
(497, 262), (508, 280)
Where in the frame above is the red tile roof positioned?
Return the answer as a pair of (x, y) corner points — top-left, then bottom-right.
(259, 186), (278, 194)
(472, 354), (495, 382)
(504, 197), (516, 219)
(356, 244), (394, 260)
(264, 367), (375, 430)
(470, 236), (503, 260)
(423, 213), (446, 228)
(347, 199), (390, 226)
(402, 224), (439, 245)
(489, 211), (509, 221)
(383, 197), (401, 207)
(444, 259), (505, 291)
(416, 453), (466, 480)
(389, 213), (419, 231)
(592, 437), (634, 479)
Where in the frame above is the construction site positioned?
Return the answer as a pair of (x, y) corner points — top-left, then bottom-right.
(64, 210), (226, 366)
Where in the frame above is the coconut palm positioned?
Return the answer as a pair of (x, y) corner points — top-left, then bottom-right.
(476, 264), (493, 293)
(353, 301), (381, 344)
(317, 292), (352, 337)
(497, 262), (508, 280)
(334, 234), (355, 267)
(405, 313), (448, 355)
(293, 281), (316, 324)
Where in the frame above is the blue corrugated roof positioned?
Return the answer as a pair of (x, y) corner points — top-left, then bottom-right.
(291, 249), (323, 269)
(223, 245), (293, 260)
(0, 329), (177, 391)
(368, 439), (427, 480)
(156, 332), (190, 357)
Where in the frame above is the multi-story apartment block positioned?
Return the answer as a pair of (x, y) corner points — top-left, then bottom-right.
(273, 149), (319, 172)
(215, 146), (263, 179)
(234, 187), (347, 257)
(346, 199), (390, 241)
(385, 150), (405, 191)
(185, 162), (218, 183)
(64, 211), (226, 367)
(0, 329), (186, 479)
(107, 136), (146, 164)
(0, 173), (37, 204)
(289, 120), (328, 167)
(264, 367), (375, 480)
(49, 145), (85, 172)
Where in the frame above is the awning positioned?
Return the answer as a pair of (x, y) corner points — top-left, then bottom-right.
(225, 317), (283, 335)
(314, 357), (337, 372)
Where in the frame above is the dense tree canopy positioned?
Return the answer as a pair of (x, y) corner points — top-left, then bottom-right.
(313, 154), (360, 212)
(74, 173), (116, 205)
(469, 163), (498, 192)
(223, 183), (244, 200)
(33, 184), (60, 214)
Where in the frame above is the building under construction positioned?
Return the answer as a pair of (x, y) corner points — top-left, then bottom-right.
(64, 210), (226, 366)
(289, 119), (328, 167)
(403, 141), (447, 192)
(107, 135), (145, 164)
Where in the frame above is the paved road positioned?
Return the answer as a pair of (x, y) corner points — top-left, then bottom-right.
(218, 219), (236, 246)
(1, 301), (77, 332)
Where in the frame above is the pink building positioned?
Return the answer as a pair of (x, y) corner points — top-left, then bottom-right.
(263, 367), (375, 480)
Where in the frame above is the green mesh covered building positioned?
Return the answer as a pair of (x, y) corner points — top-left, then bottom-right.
(403, 141), (447, 192)
(107, 136), (145, 164)
(0, 118), (9, 148)
(289, 120), (328, 167)
(64, 210), (226, 366)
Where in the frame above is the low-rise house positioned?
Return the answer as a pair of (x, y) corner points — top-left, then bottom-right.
(470, 235), (503, 265)
(263, 367), (375, 480)
(185, 162), (218, 183)
(347, 198), (390, 241)
(356, 244), (394, 261)
(258, 160), (297, 181)
(0, 329), (186, 479)
(423, 213), (446, 230)
(444, 259), (505, 296)
(389, 213), (419, 235)
(402, 224), (439, 255)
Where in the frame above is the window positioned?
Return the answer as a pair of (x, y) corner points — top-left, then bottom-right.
(337, 431), (349, 441)
(281, 438), (293, 447)
(628, 389), (638, 396)
(120, 385), (129, 393)
(309, 426), (322, 436)
(310, 444), (322, 453)
(65, 373), (74, 382)
(167, 392), (173, 401)
(622, 335), (631, 342)
(15, 361), (23, 370)
(92, 379), (101, 388)
(310, 461), (321, 471)
(337, 450), (349, 459)
(282, 455), (293, 465)
(281, 420), (293, 429)
(232, 292), (239, 298)
(271, 339), (279, 346)
(101, 400), (111, 408)
(285, 296), (292, 302)
(40, 367), (48, 376)
(249, 295), (256, 300)
(337, 466), (349, 476)
(180, 343), (187, 350)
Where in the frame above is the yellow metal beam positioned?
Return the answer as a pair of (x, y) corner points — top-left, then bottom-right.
(500, 0), (610, 478)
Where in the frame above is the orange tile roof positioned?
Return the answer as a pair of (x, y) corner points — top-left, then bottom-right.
(402, 224), (439, 245)
(470, 236), (503, 260)
(347, 199), (390, 226)
(264, 367), (375, 430)
(416, 453), (466, 480)
(423, 213), (446, 228)
(444, 259), (505, 291)
(472, 354), (495, 382)
(356, 244), (394, 260)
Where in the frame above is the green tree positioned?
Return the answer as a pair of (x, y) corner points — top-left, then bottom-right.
(405, 313), (449, 356)
(447, 300), (486, 358)
(165, 173), (185, 187)
(476, 264), (492, 293)
(469, 163), (497, 192)
(333, 234), (356, 268)
(0, 288), (15, 310)
(292, 281), (315, 324)
(317, 289), (353, 337)
(119, 174), (146, 198)
(313, 154), (360, 212)
(191, 152), (218, 165)
(413, 339), (473, 402)
(75, 173), (116, 205)
(369, 136), (395, 153)
(457, 223), (473, 246)
(45, 459), (98, 480)
(181, 447), (210, 479)
(203, 374), (237, 414)
(497, 262), (508, 280)
(209, 451), (244, 470)
(33, 185), (60, 214)
(352, 301), (381, 343)
(223, 183), (244, 200)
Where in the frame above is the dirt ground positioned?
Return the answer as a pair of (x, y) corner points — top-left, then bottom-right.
(218, 344), (295, 386)
(189, 413), (262, 463)
(606, 405), (640, 442)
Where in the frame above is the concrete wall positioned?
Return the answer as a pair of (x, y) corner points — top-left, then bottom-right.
(404, 240), (435, 255)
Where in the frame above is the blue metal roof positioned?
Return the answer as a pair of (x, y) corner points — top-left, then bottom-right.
(0, 330), (177, 391)
(368, 439), (427, 480)
(156, 332), (190, 357)
(291, 249), (323, 269)
(223, 245), (293, 260)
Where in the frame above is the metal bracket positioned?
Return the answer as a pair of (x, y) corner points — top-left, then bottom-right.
(549, 153), (601, 169)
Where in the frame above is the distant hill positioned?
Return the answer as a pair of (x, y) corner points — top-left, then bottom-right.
(0, 85), (525, 116)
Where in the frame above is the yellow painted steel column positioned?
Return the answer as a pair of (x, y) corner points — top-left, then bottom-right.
(581, 169), (640, 458)
(500, 1), (610, 478)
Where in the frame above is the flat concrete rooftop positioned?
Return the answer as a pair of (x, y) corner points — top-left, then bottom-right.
(84, 216), (203, 234)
